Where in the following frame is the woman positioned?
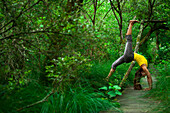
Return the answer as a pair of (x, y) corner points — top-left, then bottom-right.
(106, 20), (152, 91)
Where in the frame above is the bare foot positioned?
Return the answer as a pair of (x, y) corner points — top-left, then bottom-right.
(143, 88), (151, 91)
(105, 77), (109, 82)
(130, 20), (139, 25)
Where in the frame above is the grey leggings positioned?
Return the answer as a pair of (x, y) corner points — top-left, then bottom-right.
(111, 35), (134, 69)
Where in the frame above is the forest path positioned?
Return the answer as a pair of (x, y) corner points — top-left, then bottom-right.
(100, 72), (159, 113)
(115, 76), (158, 113)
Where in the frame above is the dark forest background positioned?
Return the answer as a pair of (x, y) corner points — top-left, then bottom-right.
(0, 0), (169, 113)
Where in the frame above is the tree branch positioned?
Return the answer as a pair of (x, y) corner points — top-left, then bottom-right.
(110, 0), (119, 13)
(98, 7), (112, 31)
(17, 89), (54, 111)
(0, 30), (72, 41)
(0, 0), (42, 32)
(144, 20), (167, 23)
(81, 8), (93, 23)
(17, 77), (64, 111)
(140, 24), (169, 45)
(97, 0), (105, 10)
(92, 0), (97, 27)
(109, 0), (120, 25)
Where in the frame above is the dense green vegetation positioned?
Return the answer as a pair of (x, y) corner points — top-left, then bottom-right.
(0, 0), (169, 112)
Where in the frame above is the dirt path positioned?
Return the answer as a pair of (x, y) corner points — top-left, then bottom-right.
(100, 76), (158, 113)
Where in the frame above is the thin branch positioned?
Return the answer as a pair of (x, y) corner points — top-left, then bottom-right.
(17, 77), (64, 111)
(81, 8), (93, 23)
(0, 25), (14, 35)
(103, 8), (112, 19)
(0, 0), (42, 31)
(0, 30), (72, 41)
(109, 0), (119, 13)
(152, 0), (156, 6)
(98, 7), (112, 31)
(140, 24), (169, 45)
(143, 20), (167, 23)
(148, 0), (156, 20)
(116, 0), (120, 12)
(97, 0), (105, 10)
(92, 0), (97, 27)
(109, 0), (120, 25)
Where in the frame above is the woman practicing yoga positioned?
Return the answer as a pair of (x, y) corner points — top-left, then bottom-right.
(106, 20), (152, 91)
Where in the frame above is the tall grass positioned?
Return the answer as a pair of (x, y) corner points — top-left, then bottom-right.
(0, 81), (46, 113)
(41, 86), (116, 113)
(0, 73), (118, 113)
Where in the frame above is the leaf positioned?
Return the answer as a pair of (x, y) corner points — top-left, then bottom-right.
(54, 75), (59, 77)
(8, 78), (13, 81)
(99, 86), (107, 90)
(108, 86), (112, 89)
(113, 85), (121, 90)
(40, 24), (44, 28)
(95, 92), (105, 97)
(107, 91), (116, 98)
(109, 83), (113, 86)
(115, 90), (122, 95)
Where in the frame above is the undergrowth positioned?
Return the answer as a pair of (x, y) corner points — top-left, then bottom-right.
(146, 60), (170, 112)
(41, 86), (117, 113)
(0, 60), (125, 113)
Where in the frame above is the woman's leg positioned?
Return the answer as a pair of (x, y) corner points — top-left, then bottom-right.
(111, 20), (139, 69)
(106, 56), (125, 81)
(124, 35), (134, 63)
(111, 55), (125, 69)
(124, 20), (139, 63)
(106, 20), (138, 81)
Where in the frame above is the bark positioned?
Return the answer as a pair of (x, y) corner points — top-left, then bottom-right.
(92, 0), (97, 29)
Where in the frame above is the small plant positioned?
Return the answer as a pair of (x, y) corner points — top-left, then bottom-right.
(7, 70), (31, 90)
(99, 83), (122, 98)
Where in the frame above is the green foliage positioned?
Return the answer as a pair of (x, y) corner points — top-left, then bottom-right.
(41, 86), (116, 113)
(7, 70), (31, 90)
(146, 60), (170, 112)
(45, 52), (92, 88)
(0, 0), (169, 112)
(157, 41), (170, 62)
(99, 83), (122, 98)
(0, 82), (46, 113)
